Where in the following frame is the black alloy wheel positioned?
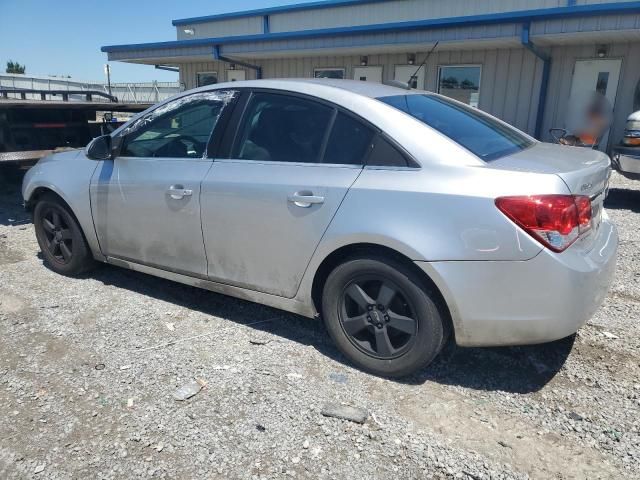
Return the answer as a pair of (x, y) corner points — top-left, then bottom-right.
(33, 193), (95, 276)
(40, 206), (74, 264)
(340, 276), (418, 359)
(322, 256), (446, 378)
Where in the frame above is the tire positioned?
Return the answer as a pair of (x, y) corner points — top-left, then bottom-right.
(322, 255), (445, 378)
(33, 194), (95, 276)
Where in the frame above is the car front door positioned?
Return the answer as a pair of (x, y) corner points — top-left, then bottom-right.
(201, 91), (375, 298)
(90, 90), (237, 277)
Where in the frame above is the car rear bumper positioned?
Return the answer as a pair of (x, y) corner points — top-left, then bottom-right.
(417, 216), (618, 347)
(612, 146), (640, 180)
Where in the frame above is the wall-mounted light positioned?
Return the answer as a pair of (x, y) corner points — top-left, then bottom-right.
(407, 53), (416, 65)
(360, 56), (368, 66)
(596, 44), (608, 58)
(230, 63), (236, 70)
(183, 28), (195, 36)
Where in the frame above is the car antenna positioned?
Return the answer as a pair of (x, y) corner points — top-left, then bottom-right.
(408, 41), (439, 89)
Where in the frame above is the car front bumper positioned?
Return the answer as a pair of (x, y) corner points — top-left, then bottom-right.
(612, 146), (640, 180)
(416, 216), (618, 347)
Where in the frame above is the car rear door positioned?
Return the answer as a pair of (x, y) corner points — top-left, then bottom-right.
(90, 90), (238, 277)
(201, 91), (374, 298)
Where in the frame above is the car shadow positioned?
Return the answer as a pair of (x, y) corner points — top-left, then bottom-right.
(401, 335), (575, 393)
(87, 264), (572, 394)
(605, 187), (640, 213)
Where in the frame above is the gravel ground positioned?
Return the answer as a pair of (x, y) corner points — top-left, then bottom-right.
(0, 167), (639, 479)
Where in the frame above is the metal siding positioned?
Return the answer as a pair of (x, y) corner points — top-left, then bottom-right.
(269, 0), (563, 33)
(176, 16), (264, 40)
(576, 0), (634, 4)
(531, 13), (640, 34)
(540, 41), (640, 149)
(220, 23), (523, 56)
(179, 46), (544, 136)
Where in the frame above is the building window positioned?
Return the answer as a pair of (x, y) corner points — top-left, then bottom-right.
(196, 72), (218, 87)
(314, 68), (345, 79)
(437, 65), (481, 108)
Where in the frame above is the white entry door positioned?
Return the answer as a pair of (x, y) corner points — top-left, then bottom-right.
(394, 65), (425, 90)
(227, 70), (246, 82)
(569, 59), (622, 148)
(353, 66), (383, 82)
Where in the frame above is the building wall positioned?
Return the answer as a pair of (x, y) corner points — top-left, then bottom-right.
(176, 16), (263, 41)
(179, 40), (640, 147)
(268, 0), (562, 33)
(179, 46), (545, 135)
(540, 41), (640, 146)
(173, 0), (637, 40)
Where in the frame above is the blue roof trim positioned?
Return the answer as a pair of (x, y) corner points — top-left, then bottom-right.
(103, 1), (640, 53)
(172, 0), (388, 25)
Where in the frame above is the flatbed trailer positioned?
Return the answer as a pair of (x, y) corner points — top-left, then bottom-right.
(0, 89), (153, 166)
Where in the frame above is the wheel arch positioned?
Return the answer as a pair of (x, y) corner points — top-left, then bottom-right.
(27, 185), (103, 262)
(309, 242), (454, 340)
(25, 185), (71, 212)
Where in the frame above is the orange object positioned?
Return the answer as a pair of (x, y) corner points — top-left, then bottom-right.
(579, 133), (597, 145)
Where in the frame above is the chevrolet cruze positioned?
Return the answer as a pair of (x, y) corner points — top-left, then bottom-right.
(22, 79), (618, 377)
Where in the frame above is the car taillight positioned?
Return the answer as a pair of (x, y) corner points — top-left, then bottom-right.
(495, 195), (592, 252)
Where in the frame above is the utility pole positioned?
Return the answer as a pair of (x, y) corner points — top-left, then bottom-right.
(104, 64), (112, 96)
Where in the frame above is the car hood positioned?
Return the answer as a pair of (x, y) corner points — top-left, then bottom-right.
(38, 148), (82, 165)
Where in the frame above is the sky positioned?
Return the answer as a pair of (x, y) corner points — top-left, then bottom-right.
(0, 0), (314, 84)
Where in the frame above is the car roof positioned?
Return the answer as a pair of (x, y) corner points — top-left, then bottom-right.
(199, 78), (425, 100)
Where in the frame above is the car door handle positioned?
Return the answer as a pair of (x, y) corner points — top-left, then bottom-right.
(166, 185), (193, 200)
(288, 191), (325, 208)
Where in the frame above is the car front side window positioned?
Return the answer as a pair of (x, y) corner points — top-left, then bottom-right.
(121, 90), (237, 159)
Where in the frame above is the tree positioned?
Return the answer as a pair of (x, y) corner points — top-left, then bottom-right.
(441, 76), (459, 89)
(6, 60), (26, 74)
(461, 79), (475, 90)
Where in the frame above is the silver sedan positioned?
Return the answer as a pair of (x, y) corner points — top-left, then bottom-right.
(22, 79), (618, 377)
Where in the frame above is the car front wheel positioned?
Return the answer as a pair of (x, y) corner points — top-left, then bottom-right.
(322, 255), (445, 378)
(33, 194), (95, 276)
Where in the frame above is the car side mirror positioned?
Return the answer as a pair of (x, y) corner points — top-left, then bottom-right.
(86, 134), (113, 160)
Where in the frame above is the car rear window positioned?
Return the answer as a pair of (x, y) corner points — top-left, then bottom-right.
(377, 94), (534, 161)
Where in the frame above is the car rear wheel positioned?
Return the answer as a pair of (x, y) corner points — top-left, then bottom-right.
(322, 256), (445, 378)
(33, 194), (95, 276)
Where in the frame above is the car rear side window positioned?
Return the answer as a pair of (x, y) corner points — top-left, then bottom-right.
(366, 135), (409, 167)
(233, 92), (333, 163)
(377, 94), (533, 161)
(322, 112), (374, 165)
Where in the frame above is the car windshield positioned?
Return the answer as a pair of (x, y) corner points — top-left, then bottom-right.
(377, 94), (534, 161)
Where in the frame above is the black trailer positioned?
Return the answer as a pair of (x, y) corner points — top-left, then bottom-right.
(0, 88), (152, 166)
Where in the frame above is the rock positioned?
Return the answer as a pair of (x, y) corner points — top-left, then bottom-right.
(321, 403), (368, 424)
(328, 372), (348, 384)
(602, 331), (618, 339)
(303, 440), (309, 449)
(173, 379), (205, 401)
(34, 464), (45, 474)
(568, 411), (584, 421)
